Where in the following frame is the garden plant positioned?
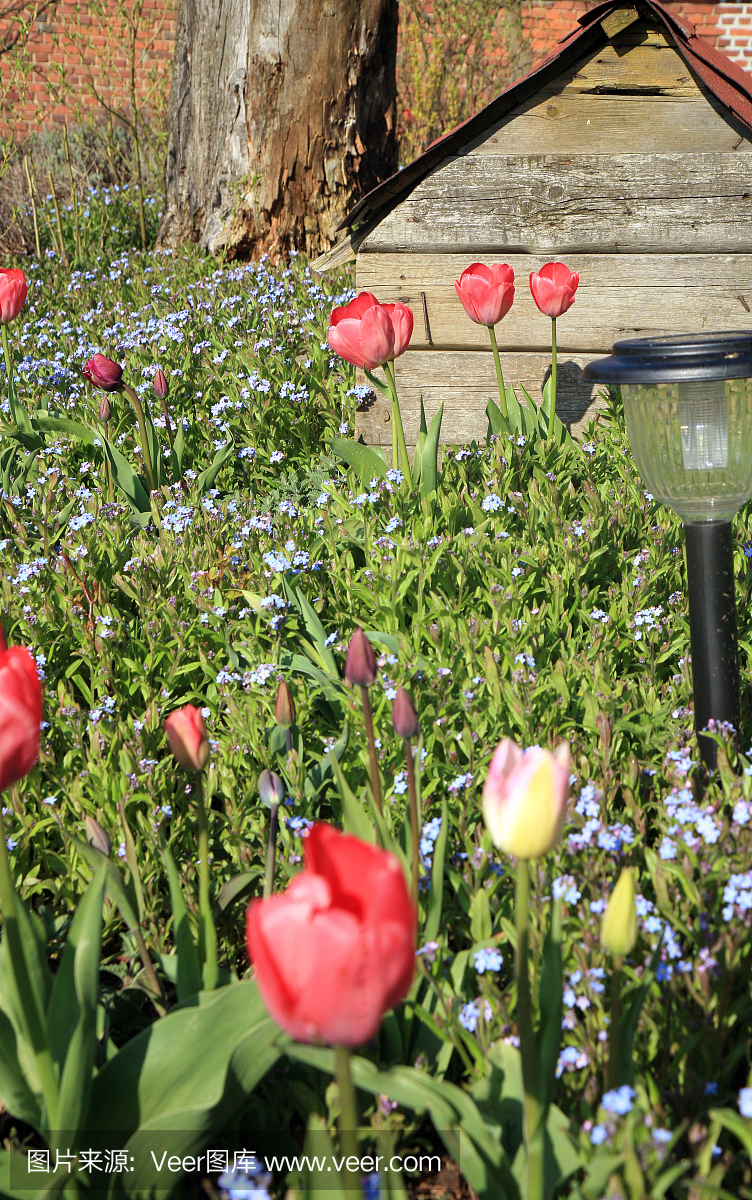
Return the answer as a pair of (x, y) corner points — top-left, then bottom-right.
(2, 188), (752, 1200)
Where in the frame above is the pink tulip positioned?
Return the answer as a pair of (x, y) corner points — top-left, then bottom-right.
(454, 262), (515, 327)
(0, 269), (27, 324)
(482, 737), (570, 858)
(83, 354), (124, 392)
(165, 704), (210, 771)
(529, 262), (579, 319)
(328, 292), (413, 370)
(0, 626), (41, 792)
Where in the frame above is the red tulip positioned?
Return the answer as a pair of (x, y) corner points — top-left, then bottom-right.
(165, 704), (210, 771)
(328, 292), (413, 370)
(529, 262), (579, 319)
(454, 262), (515, 327)
(83, 354), (124, 392)
(0, 269), (27, 324)
(247, 822), (416, 1045)
(0, 627), (41, 792)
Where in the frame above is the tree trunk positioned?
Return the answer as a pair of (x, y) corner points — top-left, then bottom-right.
(158, 0), (398, 260)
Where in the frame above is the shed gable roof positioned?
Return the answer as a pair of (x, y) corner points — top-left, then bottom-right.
(338, 0), (752, 242)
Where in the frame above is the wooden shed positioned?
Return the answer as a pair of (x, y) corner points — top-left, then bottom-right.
(314, 0), (752, 448)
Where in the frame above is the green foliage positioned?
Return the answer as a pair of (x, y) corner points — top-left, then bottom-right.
(2, 243), (752, 1197)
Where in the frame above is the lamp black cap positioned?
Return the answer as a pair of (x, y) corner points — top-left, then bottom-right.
(582, 331), (752, 385)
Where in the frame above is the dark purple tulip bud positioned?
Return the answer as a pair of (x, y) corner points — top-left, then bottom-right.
(154, 368), (169, 400)
(98, 395), (112, 423)
(259, 768), (285, 809)
(83, 353), (123, 392)
(85, 814), (111, 856)
(392, 686), (419, 739)
(275, 679), (295, 729)
(344, 628), (377, 687)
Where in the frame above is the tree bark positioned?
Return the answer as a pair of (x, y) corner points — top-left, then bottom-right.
(158, 0), (398, 260)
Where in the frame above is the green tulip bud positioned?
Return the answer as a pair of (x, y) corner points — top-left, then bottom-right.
(600, 867), (637, 957)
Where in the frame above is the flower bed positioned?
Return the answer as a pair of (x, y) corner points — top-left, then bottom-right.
(1, 241), (752, 1199)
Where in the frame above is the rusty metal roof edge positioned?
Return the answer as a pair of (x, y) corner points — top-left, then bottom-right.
(338, 0), (752, 240)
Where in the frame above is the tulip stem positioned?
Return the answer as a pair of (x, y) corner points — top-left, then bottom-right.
(0, 804), (59, 1129)
(1, 323), (15, 408)
(515, 859), (544, 1200)
(123, 383), (157, 495)
(194, 774), (218, 990)
(334, 1044), (361, 1200)
(405, 738), (420, 902)
(104, 421), (114, 503)
(264, 802), (279, 899)
(607, 954), (622, 1091)
(359, 685), (383, 814)
(550, 317), (557, 423)
(383, 360), (413, 489)
(488, 324), (507, 419)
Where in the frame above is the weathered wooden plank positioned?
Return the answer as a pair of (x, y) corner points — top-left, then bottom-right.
(353, 351), (608, 446)
(361, 154), (752, 255)
(549, 34), (702, 96)
(355, 252), (752, 352)
(462, 94), (752, 156)
(601, 5), (640, 39)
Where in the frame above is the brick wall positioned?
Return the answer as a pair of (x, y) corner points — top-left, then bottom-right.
(0, 0), (749, 145)
(0, 1), (175, 142)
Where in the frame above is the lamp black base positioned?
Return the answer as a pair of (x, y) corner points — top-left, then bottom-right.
(684, 520), (741, 770)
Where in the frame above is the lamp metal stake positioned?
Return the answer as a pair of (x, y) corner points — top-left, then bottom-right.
(684, 519), (741, 768)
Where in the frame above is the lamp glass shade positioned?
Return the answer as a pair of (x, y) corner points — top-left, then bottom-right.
(622, 376), (752, 522)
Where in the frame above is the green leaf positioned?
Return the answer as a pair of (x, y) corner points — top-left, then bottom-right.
(0, 1005), (42, 1131)
(581, 1152), (627, 1200)
(327, 751), (376, 844)
(83, 981), (283, 1197)
(286, 1044), (521, 1200)
(31, 414), (99, 446)
(536, 896), (563, 1117)
(162, 840), (202, 1003)
(618, 937), (665, 1087)
(171, 419), (186, 484)
(119, 805), (145, 924)
(708, 1108), (752, 1163)
(424, 799), (448, 943)
(54, 864), (107, 1144)
(293, 586), (339, 677)
(67, 837), (140, 932)
(486, 397), (510, 443)
(516, 384), (540, 440)
(213, 870), (262, 918)
(140, 398), (164, 491)
(363, 366), (393, 400)
(0, 894), (52, 1063)
(416, 401), (444, 499)
(99, 430), (151, 522)
(196, 436), (234, 495)
(304, 723), (349, 803)
(470, 889), (492, 944)
(328, 436), (389, 481)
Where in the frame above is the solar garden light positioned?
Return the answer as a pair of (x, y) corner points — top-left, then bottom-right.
(584, 333), (752, 770)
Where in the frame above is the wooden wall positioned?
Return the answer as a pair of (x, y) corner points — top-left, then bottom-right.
(354, 18), (752, 449)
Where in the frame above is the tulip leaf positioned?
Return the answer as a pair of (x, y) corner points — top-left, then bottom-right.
(171, 419), (186, 484)
(416, 400), (444, 499)
(422, 799), (448, 944)
(539, 377), (573, 449)
(327, 435), (389, 482)
(327, 750), (376, 845)
(486, 396), (508, 444)
(515, 384), (540, 440)
(535, 895), (563, 1117)
(82, 981), (282, 1197)
(195, 435), (234, 495)
(161, 839), (202, 1003)
(119, 803), (145, 925)
(54, 864), (107, 1145)
(0, 892), (52, 1059)
(139, 397), (164, 492)
(31, 413), (99, 446)
(99, 430), (151, 522)
(581, 1153), (627, 1200)
(470, 888), (492, 944)
(618, 936), (664, 1087)
(67, 836), (140, 933)
(293, 585), (339, 677)
(212, 869), (262, 917)
(285, 1044), (522, 1200)
(0, 1005), (42, 1132)
(363, 366), (393, 401)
